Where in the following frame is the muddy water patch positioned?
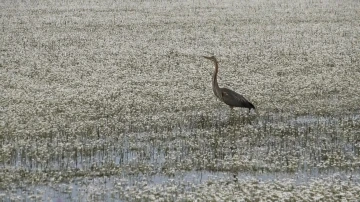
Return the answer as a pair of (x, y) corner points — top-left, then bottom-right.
(2, 171), (359, 201)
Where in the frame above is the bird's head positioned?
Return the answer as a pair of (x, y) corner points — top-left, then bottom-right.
(203, 56), (217, 62)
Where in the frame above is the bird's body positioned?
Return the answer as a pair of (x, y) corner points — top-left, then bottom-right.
(204, 56), (255, 112)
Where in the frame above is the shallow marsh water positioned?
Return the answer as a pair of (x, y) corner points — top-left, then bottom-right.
(1, 0), (360, 201)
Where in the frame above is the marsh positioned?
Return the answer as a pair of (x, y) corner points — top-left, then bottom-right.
(1, 0), (359, 201)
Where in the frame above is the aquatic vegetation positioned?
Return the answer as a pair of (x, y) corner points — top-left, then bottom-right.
(0, 0), (359, 201)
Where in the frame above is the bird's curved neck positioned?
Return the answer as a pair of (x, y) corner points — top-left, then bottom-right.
(212, 60), (222, 99)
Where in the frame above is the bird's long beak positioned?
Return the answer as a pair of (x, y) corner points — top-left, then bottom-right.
(203, 56), (212, 60)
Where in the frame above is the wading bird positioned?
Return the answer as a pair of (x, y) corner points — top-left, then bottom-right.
(203, 56), (255, 112)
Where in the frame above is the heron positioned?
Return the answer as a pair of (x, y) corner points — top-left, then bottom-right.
(203, 56), (255, 112)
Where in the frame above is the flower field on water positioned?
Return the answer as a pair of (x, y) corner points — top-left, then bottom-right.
(1, 0), (359, 201)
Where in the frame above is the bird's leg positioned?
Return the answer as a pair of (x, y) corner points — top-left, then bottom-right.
(228, 106), (235, 123)
(246, 108), (252, 118)
(229, 106), (234, 115)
